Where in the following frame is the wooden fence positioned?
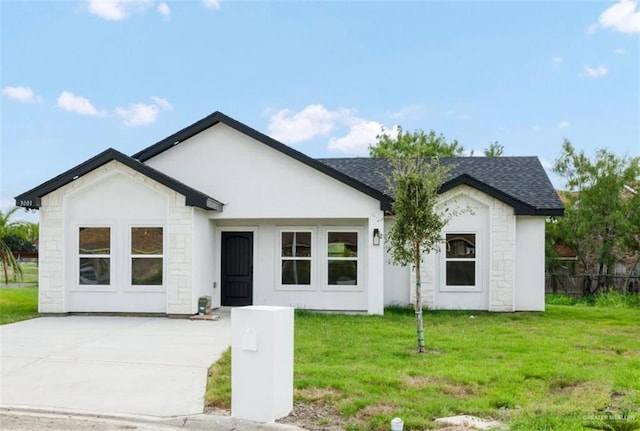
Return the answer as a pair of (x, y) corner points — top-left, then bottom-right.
(546, 274), (640, 297)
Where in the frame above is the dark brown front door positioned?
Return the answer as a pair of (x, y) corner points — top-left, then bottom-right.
(221, 232), (253, 306)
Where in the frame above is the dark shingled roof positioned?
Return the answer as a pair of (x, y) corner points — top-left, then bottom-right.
(15, 148), (223, 211)
(317, 157), (564, 216)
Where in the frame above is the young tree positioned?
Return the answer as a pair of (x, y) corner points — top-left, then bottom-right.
(553, 140), (640, 292)
(0, 207), (30, 284)
(370, 127), (465, 158)
(385, 156), (453, 353)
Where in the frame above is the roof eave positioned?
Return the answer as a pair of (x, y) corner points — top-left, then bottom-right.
(14, 148), (223, 212)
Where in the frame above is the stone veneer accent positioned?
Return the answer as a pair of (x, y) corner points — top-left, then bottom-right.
(410, 185), (516, 312)
(38, 161), (195, 314)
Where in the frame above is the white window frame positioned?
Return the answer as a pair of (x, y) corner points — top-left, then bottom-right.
(440, 231), (480, 292)
(76, 225), (114, 292)
(276, 228), (316, 291)
(127, 225), (165, 291)
(322, 227), (364, 292)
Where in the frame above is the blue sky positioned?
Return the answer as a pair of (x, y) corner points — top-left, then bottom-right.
(2, 0), (639, 221)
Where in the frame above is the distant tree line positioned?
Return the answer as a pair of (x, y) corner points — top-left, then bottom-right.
(547, 140), (640, 294)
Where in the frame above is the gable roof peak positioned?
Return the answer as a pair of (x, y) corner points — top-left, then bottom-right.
(15, 147), (223, 211)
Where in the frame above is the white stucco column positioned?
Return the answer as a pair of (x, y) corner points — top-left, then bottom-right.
(231, 306), (294, 422)
(367, 212), (385, 315)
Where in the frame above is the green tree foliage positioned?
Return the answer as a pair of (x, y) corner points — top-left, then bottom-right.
(369, 126), (465, 158)
(369, 126), (504, 158)
(552, 140), (640, 292)
(483, 141), (504, 157)
(385, 156), (453, 352)
(0, 207), (32, 283)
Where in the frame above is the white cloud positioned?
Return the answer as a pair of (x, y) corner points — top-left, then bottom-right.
(114, 96), (172, 126)
(267, 103), (398, 155)
(540, 158), (554, 171)
(57, 91), (101, 116)
(590, 0), (640, 34)
(157, 2), (170, 18)
(2, 86), (41, 103)
(267, 104), (351, 144)
(327, 120), (388, 154)
(557, 120), (570, 129)
(552, 57), (563, 67)
(115, 103), (159, 126)
(531, 125), (541, 132)
(151, 96), (172, 110)
(390, 105), (423, 119)
(582, 64), (608, 78)
(613, 48), (627, 54)
(87, 0), (153, 21)
(203, 0), (220, 10)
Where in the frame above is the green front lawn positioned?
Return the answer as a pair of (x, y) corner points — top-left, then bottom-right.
(0, 286), (38, 324)
(207, 305), (640, 430)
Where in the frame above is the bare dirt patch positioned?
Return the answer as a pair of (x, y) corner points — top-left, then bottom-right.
(278, 402), (345, 431)
(404, 375), (476, 398)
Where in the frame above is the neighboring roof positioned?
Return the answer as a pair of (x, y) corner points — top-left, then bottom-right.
(15, 148), (223, 211)
(132, 111), (393, 211)
(317, 157), (564, 216)
(555, 242), (578, 259)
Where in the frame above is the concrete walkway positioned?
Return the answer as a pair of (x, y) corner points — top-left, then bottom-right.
(0, 313), (231, 418)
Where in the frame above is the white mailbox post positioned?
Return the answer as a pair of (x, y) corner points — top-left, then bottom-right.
(231, 306), (294, 423)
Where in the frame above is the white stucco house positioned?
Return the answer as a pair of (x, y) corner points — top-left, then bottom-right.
(16, 112), (563, 315)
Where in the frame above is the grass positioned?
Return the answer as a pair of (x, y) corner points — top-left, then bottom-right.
(0, 286), (38, 324)
(546, 292), (640, 308)
(206, 303), (640, 430)
(2, 261), (38, 284)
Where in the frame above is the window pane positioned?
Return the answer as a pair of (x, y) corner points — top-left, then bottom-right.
(446, 261), (475, 286)
(79, 258), (110, 285)
(446, 234), (476, 259)
(327, 232), (358, 257)
(79, 227), (110, 254)
(328, 261), (357, 285)
(281, 260), (311, 285)
(281, 232), (311, 257)
(132, 227), (163, 254)
(132, 258), (163, 285)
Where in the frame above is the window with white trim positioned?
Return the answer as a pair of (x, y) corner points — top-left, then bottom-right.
(445, 233), (476, 286)
(131, 227), (163, 286)
(79, 227), (111, 285)
(327, 231), (358, 286)
(281, 231), (312, 285)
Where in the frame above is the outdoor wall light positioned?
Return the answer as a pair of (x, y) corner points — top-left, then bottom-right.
(372, 228), (381, 246)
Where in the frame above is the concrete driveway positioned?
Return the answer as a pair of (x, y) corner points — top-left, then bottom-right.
(0, 313), (231, 418)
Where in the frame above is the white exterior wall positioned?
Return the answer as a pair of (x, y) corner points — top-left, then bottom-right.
(515, 216), (546, 311)
(397, 185), (517, 311)
(383, 217), (410, 306)
(214, 219), (382, 313)
(145, 123), (381, 220)
(38, 161), (198, 314)
(145, 123), (385, 314)
(38, 192), (65, 313)
(191, 210), (217, 310)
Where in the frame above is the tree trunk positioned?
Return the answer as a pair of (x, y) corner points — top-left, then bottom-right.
(414, 245), (425, 353)
(623, 255), (640, 294)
